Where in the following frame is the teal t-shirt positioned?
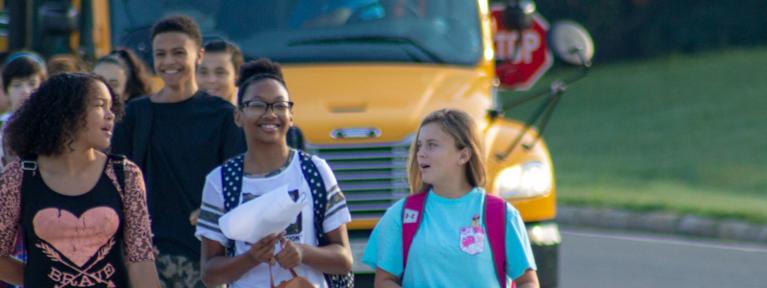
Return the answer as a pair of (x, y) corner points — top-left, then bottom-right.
(362, 188), (537, 288)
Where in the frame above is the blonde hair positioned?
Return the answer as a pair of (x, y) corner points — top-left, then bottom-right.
(407, 108), (486, 194)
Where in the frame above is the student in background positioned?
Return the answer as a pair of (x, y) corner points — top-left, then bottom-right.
(197, 40), (243, 105)
(1, 51), (48, 168)
(1, 52), (47, 118)
(93, 48), (153, 104)
(46, 54), (88, 75)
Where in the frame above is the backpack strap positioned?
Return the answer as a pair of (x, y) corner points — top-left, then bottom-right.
(19, 155), (38, 220)
(299, 151), (355, 288)
(19, 154), (127, 193)
(220, 153), (245, 256)
(401, 187), (429, 273)
(20, 155), (38, 176)
(297, 151), (329, 245)
(221, 154), (246, 213)
(14, 155), (37, 264)
(108, 154), (127, 194)
(401, 190), (510, 287)
(485, 194), (508, 288)
(19, 154), (39, 203)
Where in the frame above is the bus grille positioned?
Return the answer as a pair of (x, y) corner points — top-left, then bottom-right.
(307, 137), (412, 221)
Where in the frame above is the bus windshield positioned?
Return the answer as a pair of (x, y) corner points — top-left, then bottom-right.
(109, 0), (482, 67)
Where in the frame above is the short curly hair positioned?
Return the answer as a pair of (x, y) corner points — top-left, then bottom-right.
(4, 73), (123, 157)
(151, 15), (202, 47)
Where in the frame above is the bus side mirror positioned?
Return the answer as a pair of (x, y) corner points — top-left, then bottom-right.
(38, 2), (79, 35)
(550, 21), (594, 67)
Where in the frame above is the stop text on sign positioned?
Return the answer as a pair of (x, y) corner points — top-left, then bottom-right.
(495, 30), (541, 64)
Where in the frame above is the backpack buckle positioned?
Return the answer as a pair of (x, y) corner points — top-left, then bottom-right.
(109, 154), (127, 168)
(21, 160), (37, 171)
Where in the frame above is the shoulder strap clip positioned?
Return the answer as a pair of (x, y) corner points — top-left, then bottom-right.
(20, 160), (37, 171)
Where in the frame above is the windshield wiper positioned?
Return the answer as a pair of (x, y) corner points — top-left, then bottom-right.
(289, 35), (444, 64)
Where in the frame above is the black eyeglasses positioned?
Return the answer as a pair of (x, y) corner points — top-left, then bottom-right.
(240, 100), (294, 115)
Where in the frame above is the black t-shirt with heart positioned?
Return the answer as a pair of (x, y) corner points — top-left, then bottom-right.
(21, 163), (127, 288)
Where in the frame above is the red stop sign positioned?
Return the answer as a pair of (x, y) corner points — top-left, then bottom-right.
(491, 7), (553, 91)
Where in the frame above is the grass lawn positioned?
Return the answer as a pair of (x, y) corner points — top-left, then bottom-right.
(500, 47), (767, 223)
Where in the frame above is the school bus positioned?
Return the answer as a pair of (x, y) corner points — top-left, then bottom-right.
(3, 1), (580, 286)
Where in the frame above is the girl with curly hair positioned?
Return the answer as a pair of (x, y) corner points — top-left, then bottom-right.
(0, 73), (161, 287)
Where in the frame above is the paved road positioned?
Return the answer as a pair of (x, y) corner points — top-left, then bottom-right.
(561, 227), (767, 288)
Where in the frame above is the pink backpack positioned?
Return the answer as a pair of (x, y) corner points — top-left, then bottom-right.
(402, 190), (513, 288)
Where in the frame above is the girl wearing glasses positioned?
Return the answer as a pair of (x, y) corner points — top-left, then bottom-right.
(195, 58), (353, 287)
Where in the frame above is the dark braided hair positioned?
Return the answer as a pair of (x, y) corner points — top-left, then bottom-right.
(236, 58), (287, 106)
(4, 73), (123, 157)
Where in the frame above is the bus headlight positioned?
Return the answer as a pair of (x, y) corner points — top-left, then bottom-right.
(495, 161), (552, 199)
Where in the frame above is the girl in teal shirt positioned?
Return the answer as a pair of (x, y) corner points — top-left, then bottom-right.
(363, 109), (539, 288)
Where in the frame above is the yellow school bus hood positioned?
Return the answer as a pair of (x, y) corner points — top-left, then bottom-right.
(283, 64), (493, 144)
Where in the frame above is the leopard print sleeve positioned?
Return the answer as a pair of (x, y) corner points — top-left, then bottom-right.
(107, 159), (155, 262)
(0, 161), (23, 257)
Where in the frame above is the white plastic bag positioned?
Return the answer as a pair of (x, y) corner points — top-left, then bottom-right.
(219, 185), (307, 243)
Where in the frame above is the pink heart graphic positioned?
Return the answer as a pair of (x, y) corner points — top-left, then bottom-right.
(33, 207), (119, 267)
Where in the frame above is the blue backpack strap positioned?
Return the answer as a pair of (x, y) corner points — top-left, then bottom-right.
(220, 153), (245, 256)
(298, 151), (329, 245)
(221, 154), (245, 212)
(298, 151), (354, 288)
